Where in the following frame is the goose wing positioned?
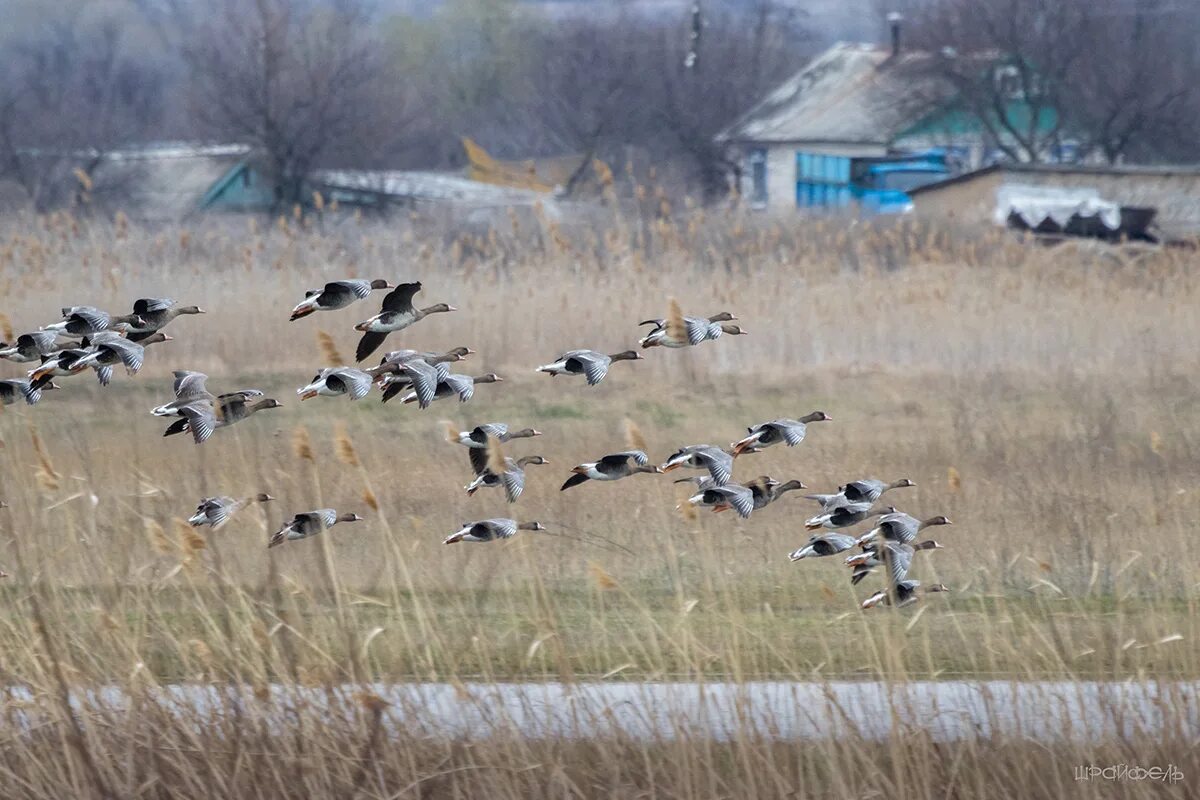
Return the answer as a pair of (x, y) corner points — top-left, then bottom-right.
(380, 281), (422, 313)
(326, 279), (373, 301)
(567, 351), (610, 385)
(885, 543), (915, 585)
(501, 465), (525, 503)
(475, 423), (510, 440)
(442, 373), (475, 403)
(402, 359), (441, 408)
(21, 331), (59, 352)
(820, 532), (859, 552)
(66, 306), (111, 331)
(771, 420), (807, 446)
(601, 450), (649, 468)
(693, 447), (734, 485)
(713, 484), (755, 518)
(173, 370), (210, 399)
(683, 316), (710, 345)
(468, 446), (489, 476)
(179, 402), (218, 444)
(99, 338), (146, 372)
(133, 298), (175, 315)
(482, 518), (519, 540)
(332, 368), (373, 399)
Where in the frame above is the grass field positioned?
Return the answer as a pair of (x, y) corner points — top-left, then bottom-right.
(0, 209), (1197, 797)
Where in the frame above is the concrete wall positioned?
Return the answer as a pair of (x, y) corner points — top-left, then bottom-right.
(909, 171), (1004, 226)
(911, 169), (1200, 239)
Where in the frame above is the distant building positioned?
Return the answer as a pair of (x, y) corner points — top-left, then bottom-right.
(3, 142), (552, 221)
(717, 41), (1065, 214)
(908, 163), (1200, 243)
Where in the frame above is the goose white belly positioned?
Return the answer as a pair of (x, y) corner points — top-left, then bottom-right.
(358, 310), (418, 333)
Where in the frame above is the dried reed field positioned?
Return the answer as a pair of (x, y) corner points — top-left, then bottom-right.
(0, 209), (1197, 798)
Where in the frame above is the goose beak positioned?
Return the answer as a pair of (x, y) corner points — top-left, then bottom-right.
(354, 321), (370, 331)
(446, 305), (458, 312)
(298, 390), (318, 401)
(661, 463), (681, 472)
(571, 466), (586, 474)
(531, 430), (543, 436)
(196, 308), (207, 314)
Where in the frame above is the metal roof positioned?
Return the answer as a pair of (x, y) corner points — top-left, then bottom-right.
(718, 43), (950, 145)
(907, 162), (1200, 196)
(313, 169), (549, 207)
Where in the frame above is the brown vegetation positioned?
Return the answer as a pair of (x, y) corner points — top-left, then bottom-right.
(0, 210), (1197, 797)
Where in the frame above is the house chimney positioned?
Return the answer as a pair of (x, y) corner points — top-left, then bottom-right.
(887, 12), (903, 57)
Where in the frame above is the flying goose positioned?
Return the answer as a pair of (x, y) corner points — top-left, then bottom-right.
(163, 394), (282, 444)
(754, 478), (807, 509)
(45, 306), (145, 336)
(289, 279), (393, 321)
(378, 352), (474, 403)
(394, 373), (503, 406)
(26, 332), (135, 387)
(561, 450), (661, 490)
(69, 332), (171, 385)
(807, 478), (916, 513)
(861, 580), (949, 609)
(856, 512), (952, 547)
(127, 298), (204, 339)
(660, 444), (752, 486)
(269, 509), (363, 548)
(188, 493), (274, 529)
(0, 331), (67, 363)
(683, 481), (757, 518)
(846, 539), (942, 585)
(444, 518), (546, 544)
(788, 532), (858, 561)
(731, 412), (831, 455)
(805, 504), (895, 531)
(638, 304), (740, 349)
(297, 367), (374, 400)
(368, 347), (474, 382)
(353, 282), (456, 362)
(536, 349), (642, 385)
(151, 371), (264, 416)
(465, 453), (550, 503)
(675, 474), (799, 513)
(444, 423), (542, 449)
(0, 378), (57, 406)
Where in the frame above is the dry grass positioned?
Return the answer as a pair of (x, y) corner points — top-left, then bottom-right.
(0, 209), (1198, 797)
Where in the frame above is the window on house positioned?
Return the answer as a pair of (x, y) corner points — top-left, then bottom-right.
(794, 152), (851, 209)
(994, 65), (1022, 99)
(1051, 140), (1080, 164)
(749, 148), (767, 205)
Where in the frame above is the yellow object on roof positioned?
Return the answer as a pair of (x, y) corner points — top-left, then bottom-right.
(462, 137), (559, 193)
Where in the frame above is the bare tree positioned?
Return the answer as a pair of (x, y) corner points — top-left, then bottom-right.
(0, 2), (168, 210)
(654, 0), (813, 200)
(906, 0), (1090, 164)
(901, 0), (1200, 165)
(181, 0), (393, 209)
(1066, 0), (1199, 163)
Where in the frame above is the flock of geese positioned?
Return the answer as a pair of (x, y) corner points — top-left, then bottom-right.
(0, 278), (951, 609)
